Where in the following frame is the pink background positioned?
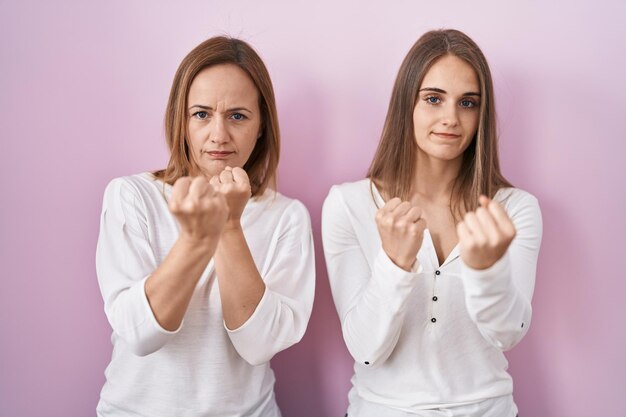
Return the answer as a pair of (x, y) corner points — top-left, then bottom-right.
(1, 1), (625, 416)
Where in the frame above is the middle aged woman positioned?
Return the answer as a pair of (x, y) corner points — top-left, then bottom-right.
(96, 36), (315, 417)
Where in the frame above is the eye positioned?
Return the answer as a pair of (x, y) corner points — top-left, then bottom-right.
(425, 95), (441, 105)
(230, 112), (246, 121)
(460, 99), (477, 108)
(192, 111), (209, 119)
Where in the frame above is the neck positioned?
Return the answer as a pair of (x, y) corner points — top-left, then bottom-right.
(412, 150), (462, 203)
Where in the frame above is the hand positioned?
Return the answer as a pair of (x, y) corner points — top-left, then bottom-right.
(457, 195), (516, 270)
(168, 176), (228, 244)
(376, 198), (427, 271)
(209, 166), (252, 227)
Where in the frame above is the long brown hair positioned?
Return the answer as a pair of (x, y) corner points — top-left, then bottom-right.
(154, 36), (280, 197)
(367, 29), (511, 219)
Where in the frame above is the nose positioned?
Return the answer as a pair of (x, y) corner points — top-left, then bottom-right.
(441, 103), (459, 127)
(209, 116), (230, 144)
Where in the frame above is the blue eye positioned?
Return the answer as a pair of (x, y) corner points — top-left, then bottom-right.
(425, 96), (441, 105)
(193, 111), (209, 119)
(230, 113), (246, 121)
(460, 99), (477, 108)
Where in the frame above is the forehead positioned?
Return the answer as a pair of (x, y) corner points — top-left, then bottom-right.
(420, 55), (479, 92)
(188, 63), (259, 104)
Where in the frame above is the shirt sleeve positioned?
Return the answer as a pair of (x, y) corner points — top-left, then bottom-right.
(225, 200), (316, 366)
(462, 190), (543, 351)
(322, 185), (422, 367)
(96, 177), (179, 357)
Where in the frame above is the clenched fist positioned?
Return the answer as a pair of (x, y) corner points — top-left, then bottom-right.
(169, 176), (228, 243)
(457, 195), (516, 270)
(209, 166), (252, 226)
(376, 198), (427, 271)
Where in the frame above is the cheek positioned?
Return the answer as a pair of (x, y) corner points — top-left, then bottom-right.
(187, 123), (206, 152)
(462, 112), (480, 136)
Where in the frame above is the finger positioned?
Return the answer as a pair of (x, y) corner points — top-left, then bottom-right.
(487, 199), (516, 236)
(187, 176), (210, 200)
(404, 206), (423, 223)
(209, 175), (220, 187)
(479, 195), (491, 208)
(219, 169), (235, 183)
(463, 212), (487, 244)
(475, 206), (500, 244)
(231, 167), (249, 184)
(382, 197), (402, 214)
(391, 201), (412, 217)
(456, 220), (472, 243)
(171, 177), (192, 203)
(414, 217), (427, 232)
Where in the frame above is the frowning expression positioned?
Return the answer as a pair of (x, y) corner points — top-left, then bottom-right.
(187, 64), (262, 177)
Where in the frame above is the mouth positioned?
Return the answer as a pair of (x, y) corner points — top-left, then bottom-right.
(204, 151), (234, 159)
(432, 132), (461, 139)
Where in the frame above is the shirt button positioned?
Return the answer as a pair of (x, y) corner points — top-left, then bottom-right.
(364, 361), (370, 365)
(435, 270), (441, 275)
(431, 318), (437, 323)
(432, 296), (438, 301)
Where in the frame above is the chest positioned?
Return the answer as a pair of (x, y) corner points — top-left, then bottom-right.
(419, 204), (459, 267)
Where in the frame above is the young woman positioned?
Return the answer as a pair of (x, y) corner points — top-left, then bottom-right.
(322, 29), (542, 417)
(96, 36), (315, 417)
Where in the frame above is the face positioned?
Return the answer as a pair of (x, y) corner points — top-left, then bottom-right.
(187, 64), (262, 177)
(413, 54), (480, 164)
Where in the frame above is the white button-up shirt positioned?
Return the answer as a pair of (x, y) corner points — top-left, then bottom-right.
(322, 179), (542, 417)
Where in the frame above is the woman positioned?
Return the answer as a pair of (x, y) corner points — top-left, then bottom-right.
(322, 29), (542, 417)
(96, 36), (315, 417)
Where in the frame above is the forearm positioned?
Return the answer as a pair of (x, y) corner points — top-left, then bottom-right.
(463, 254), (532, 350)
(340, 250), (420, 366)
(215, 222), (266, 330)
(145, 236), (218, 331)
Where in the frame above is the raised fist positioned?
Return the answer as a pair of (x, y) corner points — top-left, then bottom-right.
(457, 195), (516, 270)
(209, 166), (252, 225)
(376, 198), (427, 271)
(168, 176), (228, 243)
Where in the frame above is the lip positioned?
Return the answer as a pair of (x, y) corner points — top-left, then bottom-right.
(205, 151), (234, 159)
(432, 132), (461, 139)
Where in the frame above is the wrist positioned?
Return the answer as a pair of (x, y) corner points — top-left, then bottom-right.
(177, 233), (219, 251)
(391, 255), (416, 272)
(221, 220), (243, 235)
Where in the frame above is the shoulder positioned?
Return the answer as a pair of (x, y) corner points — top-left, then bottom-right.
(495, 187), (540, 214)
(322, 179), (380, 227)
(250, 190), (312, 225)
(495, 187), (542, 232)
(325, 179), (376, 208)
(102, 173), (165, 210)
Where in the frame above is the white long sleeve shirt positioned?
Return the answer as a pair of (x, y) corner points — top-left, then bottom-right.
(321, 179), (542, 417)
(95, 173), (315, 417)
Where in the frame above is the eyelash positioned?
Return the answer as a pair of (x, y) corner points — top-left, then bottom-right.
(423, 95), (478, 108)
(230, 113), (246, 121)
(192, 111), (209, 119)
(190, 111), (248, 120)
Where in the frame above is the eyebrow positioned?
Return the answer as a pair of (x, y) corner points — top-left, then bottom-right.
(188, 105), (253, 113)
(419, 87), (481, 97)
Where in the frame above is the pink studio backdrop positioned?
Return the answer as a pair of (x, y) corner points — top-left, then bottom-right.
(1, 1), (625, 416)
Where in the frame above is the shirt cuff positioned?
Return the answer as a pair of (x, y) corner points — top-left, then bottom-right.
(461, 253), (512, 296)
(223, 285), (271, 334)
(140, 275), (183, 335)
(371, 248), (423, 298)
